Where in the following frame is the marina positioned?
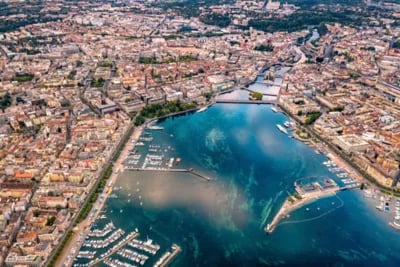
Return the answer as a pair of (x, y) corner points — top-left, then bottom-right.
(74, 222), (181, 267)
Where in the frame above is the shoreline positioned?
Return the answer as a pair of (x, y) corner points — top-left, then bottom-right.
(276, 104), (400, 231)
(63, 104), (209, 266)
(68, 91), (398, 264)
(57, 124), (145, 267)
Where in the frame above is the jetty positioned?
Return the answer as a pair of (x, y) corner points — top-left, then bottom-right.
(265, 179), (343, 234)
(154, 244), (182, 267)
(88, 231), (139, 266)
(125, 167), (211, 181)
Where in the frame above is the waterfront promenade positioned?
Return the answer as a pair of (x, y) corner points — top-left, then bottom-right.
(57, 125), (145, 267)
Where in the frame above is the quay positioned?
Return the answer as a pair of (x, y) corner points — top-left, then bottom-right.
(215, 99), (276, 105)
(125, 167), (211, 181)
(88, 231), (139, 267)
(265, 179), (353, 234)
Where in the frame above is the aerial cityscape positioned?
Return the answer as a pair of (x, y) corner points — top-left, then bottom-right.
(0, 0), (400, 266)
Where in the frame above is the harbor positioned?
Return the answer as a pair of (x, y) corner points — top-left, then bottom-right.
(74, 103), (400, 266)
(123, 125), (212, 182)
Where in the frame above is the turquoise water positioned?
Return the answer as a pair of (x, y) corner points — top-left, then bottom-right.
(81, 104), (400, 266)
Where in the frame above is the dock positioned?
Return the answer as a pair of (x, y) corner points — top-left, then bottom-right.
(155, 244), (182, 267)
(88, 231), (139, 266)
(125, 167), (211, 181)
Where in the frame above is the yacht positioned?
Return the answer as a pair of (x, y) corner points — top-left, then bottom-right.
(147, 125), (164, 130)
(276, 124), (288, 134)
(196, 106), (208, 113)
(283, 121), (290, 128)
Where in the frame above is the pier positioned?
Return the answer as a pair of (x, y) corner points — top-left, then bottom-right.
(125, 167), (211, 181)
(265, 179), (355, 234)
(215, 99), (276, 104)
(154, 244), (182, 267)
(88, 232), (139, 267)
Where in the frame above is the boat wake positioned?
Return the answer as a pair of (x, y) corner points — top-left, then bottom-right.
(260, 198), (273, 229)
(278, 195), (344, 227)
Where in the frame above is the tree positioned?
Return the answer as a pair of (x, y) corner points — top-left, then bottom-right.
(305, 112), (321, 125)
(250, 91), (263, 100)
(0, 92), (12, 110)
(33, 210), (40, 217)
(200, 13), (231, 28)
(46, 216), (56, 226)
(254, 44), (274, 52)
(134, 115), (145, 126)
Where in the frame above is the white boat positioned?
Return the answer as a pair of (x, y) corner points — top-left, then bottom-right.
(284, 121), (290, 128)
(276, 124), (288, 134)
(167, 158), (175, 168)
(147, 125), (164, 130)
(196, 106), (208, 113)
(271, 106), (278, 113)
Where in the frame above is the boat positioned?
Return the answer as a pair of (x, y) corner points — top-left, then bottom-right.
(147, 125), (164, 130)
(271, 106), (278, 113)
(306, 208), (310, 212)
(135, 142), (145, 147)
(168, 158), (175, 168)
(175, 158), (181, 165)
(284, 121), (290, 128)
(276, 124), (288, 134)
(196, 106), (208, 113)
